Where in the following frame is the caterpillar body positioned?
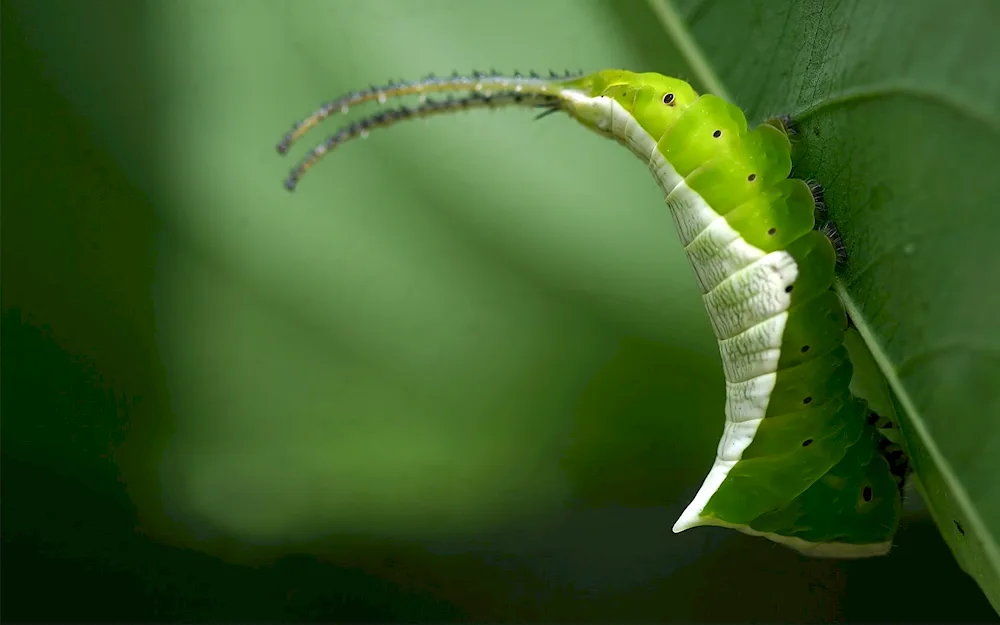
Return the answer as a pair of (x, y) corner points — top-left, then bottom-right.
(277, 69), (908, 557)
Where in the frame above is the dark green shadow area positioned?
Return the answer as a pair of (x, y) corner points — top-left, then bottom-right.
(1, 308), (474, 622)
(0, 3), (462, 620)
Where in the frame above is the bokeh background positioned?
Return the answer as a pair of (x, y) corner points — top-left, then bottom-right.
(3, 0), (997, 621)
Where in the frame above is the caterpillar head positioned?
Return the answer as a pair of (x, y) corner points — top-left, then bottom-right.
(559, 69), (699, 141)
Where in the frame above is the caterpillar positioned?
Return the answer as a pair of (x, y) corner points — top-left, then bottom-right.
(276, 69), (909, 558)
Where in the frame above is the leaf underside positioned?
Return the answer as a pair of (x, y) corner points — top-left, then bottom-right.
(645, 0), (1000, 612)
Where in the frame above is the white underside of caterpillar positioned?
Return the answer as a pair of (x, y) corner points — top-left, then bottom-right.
(560, 90), (891, 558)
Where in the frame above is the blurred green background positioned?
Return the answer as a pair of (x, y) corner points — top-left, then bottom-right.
(3, 0), (997, 621)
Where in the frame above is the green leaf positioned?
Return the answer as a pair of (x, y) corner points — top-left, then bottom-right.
(642, 0), (1000, 610)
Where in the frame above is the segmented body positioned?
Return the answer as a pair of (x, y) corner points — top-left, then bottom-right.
(277, 68), (905, 557)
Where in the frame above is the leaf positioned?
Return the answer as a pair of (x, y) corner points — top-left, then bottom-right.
(639, 0), (1000, 611)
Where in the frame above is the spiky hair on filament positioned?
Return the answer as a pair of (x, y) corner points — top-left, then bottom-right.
(276, 69), (584, 191)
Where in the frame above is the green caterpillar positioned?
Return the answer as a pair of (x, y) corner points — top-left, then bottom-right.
(276, 69), (909, 557)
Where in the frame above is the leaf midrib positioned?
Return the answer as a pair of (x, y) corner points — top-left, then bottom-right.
(644, 0), (1000, 577)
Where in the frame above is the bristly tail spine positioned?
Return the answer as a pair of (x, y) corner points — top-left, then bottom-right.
(277, 69), (584, 191)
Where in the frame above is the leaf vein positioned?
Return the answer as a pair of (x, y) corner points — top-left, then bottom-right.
(896, 342), (1000, 378)
(835, 282), (1000, 588)
(789, 82), (1000, 138)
